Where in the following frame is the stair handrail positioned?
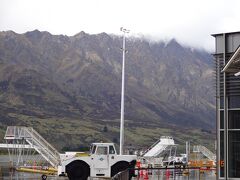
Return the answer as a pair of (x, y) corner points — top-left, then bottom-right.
(25, 138), (58, 167)
(24, 127), (60, 159)
(23, 128), (60, 164)
(198, 145), (216, 161)
(4, 126), (61, 167)
(144, 144), (169, 157)
(142, 138), (161, 156)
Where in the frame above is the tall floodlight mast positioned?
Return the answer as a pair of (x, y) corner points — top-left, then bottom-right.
(120, 27), (129, 155)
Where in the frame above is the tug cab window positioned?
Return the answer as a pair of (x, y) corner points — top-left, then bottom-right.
(109, 145), (115, 154)
(96, 146), (108, 155)
(90, 145), (96, 154)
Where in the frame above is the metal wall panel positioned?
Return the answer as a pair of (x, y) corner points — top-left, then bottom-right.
(216, 35), (224, 54)
(226, 34), (240, 53)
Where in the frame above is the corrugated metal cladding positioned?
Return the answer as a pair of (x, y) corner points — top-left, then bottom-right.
(214, 32), (240, 54)
(213, 31), (240, 179)
(214, 32), (240, 97)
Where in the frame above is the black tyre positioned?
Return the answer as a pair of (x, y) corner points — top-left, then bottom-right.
(111, 161), (129, 177)
(66, 160), (90, 180)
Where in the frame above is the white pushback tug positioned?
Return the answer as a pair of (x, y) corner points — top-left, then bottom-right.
(58, 142), (136, 179)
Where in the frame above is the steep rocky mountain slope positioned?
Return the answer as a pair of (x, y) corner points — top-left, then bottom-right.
(0, 30), (215, 151)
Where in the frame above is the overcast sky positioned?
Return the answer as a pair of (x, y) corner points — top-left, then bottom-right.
(0, 0), (240, 51)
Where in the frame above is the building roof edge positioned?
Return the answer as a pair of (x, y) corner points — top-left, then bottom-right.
(212, 31), (240, 37)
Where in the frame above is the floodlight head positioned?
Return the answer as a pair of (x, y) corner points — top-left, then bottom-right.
(234, 71), (240, 77)
(120, 27), (130, 33)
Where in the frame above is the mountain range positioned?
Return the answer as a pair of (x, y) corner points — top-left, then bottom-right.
(0, 30), (215, 152)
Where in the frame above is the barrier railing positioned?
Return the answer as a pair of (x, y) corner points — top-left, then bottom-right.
(4, 126), (60, 168)
(112, 167), (216, 180)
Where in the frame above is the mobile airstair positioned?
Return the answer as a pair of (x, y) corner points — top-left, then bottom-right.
(143, 136), (176, 157)
(193, 145), (216, 162)
(3, 126), (60, 168)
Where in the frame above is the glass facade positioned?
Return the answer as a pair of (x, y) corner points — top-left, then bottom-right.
(220, 131), (224, 177)
(228, 110), (240, 129)
(228, 131), (240, 177)
(214, 32), (240, 179)
(220, 111), (224, 129)
(229, 96), (240, 109)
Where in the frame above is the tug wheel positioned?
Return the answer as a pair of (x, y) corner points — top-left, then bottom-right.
(111, 161), (129, 177)
(66, 160), (90, 180)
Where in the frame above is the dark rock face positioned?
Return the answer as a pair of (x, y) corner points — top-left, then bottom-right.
(0, 30), (215, 150)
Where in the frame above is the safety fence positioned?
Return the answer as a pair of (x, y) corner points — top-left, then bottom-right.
(112, 167), (216, 180)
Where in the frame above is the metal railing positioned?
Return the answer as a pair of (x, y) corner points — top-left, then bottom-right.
(112, 167), (216, 180)
(4, 126), (60, 168)
(193, 145), (216, 162)
(198, 145), (216, 162)
(24, 127), (60, 167)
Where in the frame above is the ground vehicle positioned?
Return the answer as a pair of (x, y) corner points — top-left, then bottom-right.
(58, 143), (137, 180)
(163, 154), (187, 167)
